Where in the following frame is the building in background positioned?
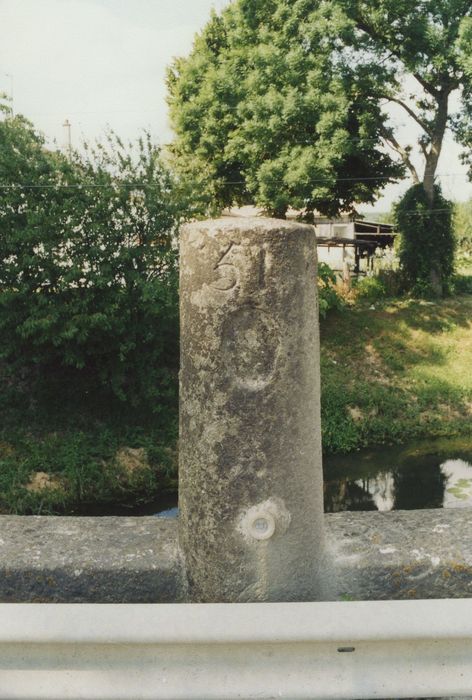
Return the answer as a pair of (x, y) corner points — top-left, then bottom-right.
(223, 207), (397, 276)
(315, 217), (397, 275)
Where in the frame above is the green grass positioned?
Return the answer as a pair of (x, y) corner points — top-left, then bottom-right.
(321, 294), (472, 453)
(3, 284), (472, 513)
(0, 374), (178, 515)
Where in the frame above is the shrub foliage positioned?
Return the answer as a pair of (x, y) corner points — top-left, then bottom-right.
(317, 262), (344, 318)
(396, 184), (455, 297)
(0, 109), (184, 415)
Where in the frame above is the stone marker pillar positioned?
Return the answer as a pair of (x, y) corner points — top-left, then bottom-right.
(179, 217), (328, 602)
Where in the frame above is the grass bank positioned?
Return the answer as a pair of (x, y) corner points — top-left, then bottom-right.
(2, 293), (472, 514)
(0, 377), (178, 515)
(321, 294), (472, 453)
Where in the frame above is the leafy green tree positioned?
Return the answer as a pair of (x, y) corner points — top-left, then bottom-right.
(167, 0), (472, 219)
(396, 184), (455, 296)
(0, 106), (184, 414)
(339, 1), (469, 293)
(456, 17), (472, 176)
(338, 0), (472, 203)
(167, 2), (403, 218)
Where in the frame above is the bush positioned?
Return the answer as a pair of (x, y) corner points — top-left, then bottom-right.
(354, 275), (387, 301)
(371, 244), (405, 296)
(317, 262), (344, 318)
(453, 198), (472, 241)
(396, 184), (455, 297)
(455, 240), (472, 274)
(452, 274), (472, 295)
(0, 111), (186, 416)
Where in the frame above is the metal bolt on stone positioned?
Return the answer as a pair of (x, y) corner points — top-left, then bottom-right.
(179, 218), (329, 602)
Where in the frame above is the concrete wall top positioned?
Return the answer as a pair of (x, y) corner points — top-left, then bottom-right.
(1, 509), (471, 602)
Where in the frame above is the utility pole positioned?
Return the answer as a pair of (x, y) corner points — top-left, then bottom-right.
(63, 119), (72, 158)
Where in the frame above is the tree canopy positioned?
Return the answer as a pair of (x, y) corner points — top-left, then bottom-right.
(456, 16), (472, 177)
(167, 0), (472, 217)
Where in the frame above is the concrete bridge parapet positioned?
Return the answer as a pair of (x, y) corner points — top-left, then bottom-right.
(1, 217), (471, 607)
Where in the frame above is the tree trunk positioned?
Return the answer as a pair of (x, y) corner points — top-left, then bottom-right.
(422, 90), (450, 296)
(422, 91), (449, 205)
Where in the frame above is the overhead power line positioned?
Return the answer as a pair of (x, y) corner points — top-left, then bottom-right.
(0, 172), (470, 189)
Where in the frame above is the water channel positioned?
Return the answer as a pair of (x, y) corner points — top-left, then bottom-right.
(72, 436), (472, 517)
(323, 436), (472, 513)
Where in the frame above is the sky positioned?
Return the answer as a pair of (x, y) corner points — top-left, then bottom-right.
(1, 0), (471, 212)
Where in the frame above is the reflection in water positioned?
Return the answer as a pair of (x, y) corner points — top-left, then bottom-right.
(155, 506), (179, 518)
(77, 439), (472, 516)
(357, 473), (395, 511)
(393, 462), (446, 510)
(441, 459), (472, 508)
(324, 480), (377, 512)
(324, 440), (472, 513)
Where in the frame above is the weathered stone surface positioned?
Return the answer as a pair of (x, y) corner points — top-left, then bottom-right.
(327, 508), (472, 600)
(0, 510), (472, 602)
(0, 516), (185, 603)
(179, 218), (328, 602)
